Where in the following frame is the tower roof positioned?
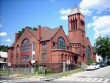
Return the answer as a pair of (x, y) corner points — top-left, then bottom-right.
(69, 6), (82, 16)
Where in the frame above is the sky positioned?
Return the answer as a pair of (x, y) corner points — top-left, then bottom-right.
(0, 0), (110, 46)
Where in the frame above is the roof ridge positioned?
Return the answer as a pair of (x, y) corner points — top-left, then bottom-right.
(26, 28), (38, 40)
(68, 5), (82, 16)
(42, 26), (61, 30)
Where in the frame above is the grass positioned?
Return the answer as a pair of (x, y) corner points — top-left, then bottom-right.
(0, 68), (84, 79)
(0, 70), (9, 76)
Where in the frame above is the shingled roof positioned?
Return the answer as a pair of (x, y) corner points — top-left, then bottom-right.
(41, 27), (61, 41)
(27, 26), (61, 42)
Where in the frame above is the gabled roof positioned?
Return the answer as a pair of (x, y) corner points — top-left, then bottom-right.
(10, 26), (61, 47)
(40, 27), (61, 41)
(69, 6), (82, 16)
(27, 28), (38, 39)
(27, 26), (61, 42)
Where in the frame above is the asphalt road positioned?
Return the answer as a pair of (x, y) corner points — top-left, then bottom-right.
(54, 66), (110, 83)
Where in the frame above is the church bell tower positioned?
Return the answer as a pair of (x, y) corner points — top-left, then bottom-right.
(68, 6), (86, 47)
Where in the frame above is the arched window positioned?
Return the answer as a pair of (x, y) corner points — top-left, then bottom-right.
(86, 45), (91, 61)
(57, 37), (65, 49)
(21, 38), (30, 52)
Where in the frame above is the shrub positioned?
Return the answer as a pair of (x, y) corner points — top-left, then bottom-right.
(37, 68), (53, 75)
(34, 63), (39, 73)
(88, 58), (94, 65)
(45, 68), (52, 73)
(37, 70), (44, 74)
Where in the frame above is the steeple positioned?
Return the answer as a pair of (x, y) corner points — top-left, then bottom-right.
(69, 5), (82, 16)
(68, 5), (85, 44)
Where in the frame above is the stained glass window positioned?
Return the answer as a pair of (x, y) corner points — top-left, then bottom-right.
(57, 37), (65, 49)
(21, 38), (30, 52)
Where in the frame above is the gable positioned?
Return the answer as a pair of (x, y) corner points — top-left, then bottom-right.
(40, 27), (60, 41)
(52, 28), (70, 46)
(14, 28), (38, 47)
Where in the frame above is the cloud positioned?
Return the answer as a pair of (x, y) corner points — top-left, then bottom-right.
(60, 15), (68, 20)
(80, 9), (92, 16)
(87, 15), (110, 38)
(79, 0), (110, 15)
(59, 9), (71, 15)
(0, 32), (7, 36)
(59, 9), (71, 20)
(6, 39), (11, 42)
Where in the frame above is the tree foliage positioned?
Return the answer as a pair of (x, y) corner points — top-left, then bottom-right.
(96, 36), (110, 60)
(0, 45), (9, 52)
(88, 58), (94, 65)
(18, 28), (25, 38)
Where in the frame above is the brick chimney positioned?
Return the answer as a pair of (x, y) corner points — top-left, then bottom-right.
(15, 33), (19, 43)
(38, 25), (41, 40)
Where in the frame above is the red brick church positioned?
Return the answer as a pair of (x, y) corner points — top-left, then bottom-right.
(8, 6), (96, 72)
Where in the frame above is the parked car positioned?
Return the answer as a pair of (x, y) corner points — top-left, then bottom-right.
(87, 63), (100, 70)
(100, 61), (107, 67)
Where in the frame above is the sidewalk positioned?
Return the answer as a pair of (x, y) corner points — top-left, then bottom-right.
(27, 68), (84, 81)
(7, 68), (84, 81)
(43, 68), (84, 81)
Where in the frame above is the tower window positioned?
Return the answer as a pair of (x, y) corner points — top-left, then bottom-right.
(81, 20), (85, 26)
(75, 20), (77, 29)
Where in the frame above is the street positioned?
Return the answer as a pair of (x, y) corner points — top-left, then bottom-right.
(0, 66), (110, 83)
(54, 66), (110, 83)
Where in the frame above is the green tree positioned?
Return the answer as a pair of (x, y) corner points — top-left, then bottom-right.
(96, 36), (110, 60)
(18, 28), (25, 38)
(0, 45), (9, 52)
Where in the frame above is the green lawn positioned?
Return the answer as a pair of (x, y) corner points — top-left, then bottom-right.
(0, 70), (9, 76)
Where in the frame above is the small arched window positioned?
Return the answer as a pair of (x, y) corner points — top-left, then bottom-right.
(57, 37), (65, 50)
(21, 38), (30, 52)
